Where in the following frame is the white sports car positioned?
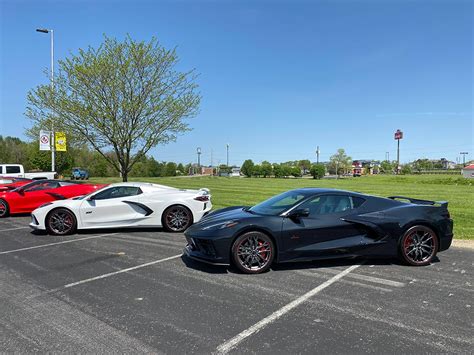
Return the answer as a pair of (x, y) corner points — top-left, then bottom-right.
(30, 182), (212, 235)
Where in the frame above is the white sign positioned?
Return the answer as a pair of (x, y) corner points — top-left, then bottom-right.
(39, 130), (51, 151)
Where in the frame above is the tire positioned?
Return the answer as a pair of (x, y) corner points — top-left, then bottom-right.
(0, 199), (9, 218)
(399, 225), (438, 266)
(231, 231), (275, 274)
(162, 205), (193, 232)
(46, 208), (77, 235)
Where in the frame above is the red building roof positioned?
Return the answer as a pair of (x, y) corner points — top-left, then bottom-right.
(463, 164), (474, 170)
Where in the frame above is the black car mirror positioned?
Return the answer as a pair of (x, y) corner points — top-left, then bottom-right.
(86, 195), (95, 201)
(287, 208), (310, 219)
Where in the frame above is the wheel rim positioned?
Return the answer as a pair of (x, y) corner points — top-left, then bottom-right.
(165, 207), (190, 231)
(0, 201), (7, 217)
(49, 211), (74, 234)
(236, 234), (272, 271)
(403, 228), (436, 264)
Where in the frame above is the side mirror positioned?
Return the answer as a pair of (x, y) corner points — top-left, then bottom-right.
(287, 208), (310, 219)
(16, 188), (25, 195)
(86, 195), (95, 201)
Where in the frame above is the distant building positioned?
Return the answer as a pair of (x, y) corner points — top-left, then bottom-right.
(230, 167), (241, 177)
(352, 160), (380, 176)
(440, 158), (456, 170)
(461, 164), (474, 179)
(200, 167), (214, 176)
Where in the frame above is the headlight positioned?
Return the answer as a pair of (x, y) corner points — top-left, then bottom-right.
(202, 220), (240, 230)
(38, 202), (53, 209)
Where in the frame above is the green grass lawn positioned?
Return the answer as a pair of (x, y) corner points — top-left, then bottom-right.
(90, 175), (473, 239)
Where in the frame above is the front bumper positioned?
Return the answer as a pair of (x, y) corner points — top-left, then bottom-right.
(29, 213), (45, 230)
(183, 235), (231, 265)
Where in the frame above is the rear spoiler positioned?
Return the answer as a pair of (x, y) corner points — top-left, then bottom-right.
(388, 196), (448, 208)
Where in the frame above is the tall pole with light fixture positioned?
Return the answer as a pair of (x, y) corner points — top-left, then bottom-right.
(36, 28), (55, 172)
(316, 146), (320, 164)
(226, 144), (229, 167)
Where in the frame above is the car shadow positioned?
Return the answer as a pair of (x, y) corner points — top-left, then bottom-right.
(181, 254), (441, 275)
(30, 227), (176, 236)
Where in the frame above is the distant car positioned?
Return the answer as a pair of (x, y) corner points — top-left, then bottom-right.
(0, 176), (33, 192)
(0, 180), (106, 218)
(30, 183), (212, 235)
(184, 188), (453, 274)
(71, 167), (89, 180)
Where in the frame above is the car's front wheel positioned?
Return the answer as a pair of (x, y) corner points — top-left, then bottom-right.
(46, 208), (77, 235)
(162, 205), (193, 232)
(231, 231), (275, 274)
(0, 199), (9, 218)
(399, 225), (438, 266)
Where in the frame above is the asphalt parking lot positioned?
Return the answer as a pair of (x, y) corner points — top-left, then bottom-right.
(0, 216), (472, 354)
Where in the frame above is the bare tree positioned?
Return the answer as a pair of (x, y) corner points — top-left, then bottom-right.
(26, 35), (200, 181)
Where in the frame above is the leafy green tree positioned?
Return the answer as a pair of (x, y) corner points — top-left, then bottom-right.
(261, 161), (273, 178)
(241, 159), (255, 177)
(164, 162), (177, 176)
(310, 163), (325, 179)
(298, 159), (311, 174)
(252, 164), (262, 177)
(177, 163), (185, 175)
(401, 164), (412, 175)
(290, 166), (301, 177)
(380, 160), (395, 174)
(329, 148), (352, 175)
(26, 35), (200, 181)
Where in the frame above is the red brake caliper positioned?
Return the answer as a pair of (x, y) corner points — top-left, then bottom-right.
(258, 241), (267, 259)
(404, 235), (413, 253)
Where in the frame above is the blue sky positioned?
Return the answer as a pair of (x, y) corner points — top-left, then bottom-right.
(0, 0), (472, 165)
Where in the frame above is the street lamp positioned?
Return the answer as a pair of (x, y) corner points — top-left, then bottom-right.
(226, 144), (230, 167)
(36, 27), (55, 172)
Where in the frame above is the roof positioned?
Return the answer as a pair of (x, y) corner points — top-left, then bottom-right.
(294, 188), (365, 196)
(463, 164), (474, 170)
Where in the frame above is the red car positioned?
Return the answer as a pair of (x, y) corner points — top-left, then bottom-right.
(0, 177), (33, 192)
(0, 180), (107, 217)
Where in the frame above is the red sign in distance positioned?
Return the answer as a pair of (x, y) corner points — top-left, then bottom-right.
(394, 130), (403, 140)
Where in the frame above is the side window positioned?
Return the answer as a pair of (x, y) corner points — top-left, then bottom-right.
(94, 186), (142, 200)
(6, 166), (20, 174)
(0, 166), (3, 173)
(301, 195), (362, 217)
(25, 181), (60, 192)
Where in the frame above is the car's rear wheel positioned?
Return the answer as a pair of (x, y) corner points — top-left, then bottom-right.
(0, 199), (9, 218)
(231, 231), (275, 274)
(399, 225), (438, 266)
(162, 205), (193, 232)
(46, 208), (77, 235)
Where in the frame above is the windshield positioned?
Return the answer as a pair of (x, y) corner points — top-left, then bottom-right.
(76, 185), (110, 200)
(249, 190), (309, 216)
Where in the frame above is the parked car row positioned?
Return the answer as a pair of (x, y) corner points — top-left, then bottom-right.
(0, 177), (453, 274)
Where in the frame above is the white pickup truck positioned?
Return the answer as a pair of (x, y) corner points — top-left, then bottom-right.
(0, 164), (56, 180)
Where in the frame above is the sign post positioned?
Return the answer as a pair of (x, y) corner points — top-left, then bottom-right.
(394, 129), (403, 174)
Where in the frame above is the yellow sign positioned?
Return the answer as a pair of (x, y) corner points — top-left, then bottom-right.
(55, 132), (67, 152)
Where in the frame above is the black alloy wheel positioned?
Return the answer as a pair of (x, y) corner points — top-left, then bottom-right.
(46, 208), (77, 235)
(0, 199), (9, 218)
(232, 231), (275, 274)
(400, 225), (438, 266)
(163, 205), (193, 232)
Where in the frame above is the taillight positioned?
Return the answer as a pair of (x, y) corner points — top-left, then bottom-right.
(194, 196), (209, 202)
(442, 211), (451, 219)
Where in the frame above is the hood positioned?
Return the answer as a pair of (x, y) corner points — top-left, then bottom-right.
(192, 206), (256, 228)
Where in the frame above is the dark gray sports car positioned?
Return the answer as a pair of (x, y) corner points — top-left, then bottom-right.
(184, 188), (453, 274)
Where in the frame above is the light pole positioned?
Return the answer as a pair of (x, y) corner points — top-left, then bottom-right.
(460, 152), (468, 167)
(226, 144), (229, 167)
(36, 28), (55, 172)
(316, 146), (320, 164)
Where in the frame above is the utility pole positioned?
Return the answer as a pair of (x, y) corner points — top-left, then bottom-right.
(36, 28), (55, 172)
(460, 152), (468, 167)
(316, 146), (320, 164)
(226, 144), (230, 167)
(197, 147), (201, 172)
(385, 152), (390, 161)
(210, 148), (213, 167)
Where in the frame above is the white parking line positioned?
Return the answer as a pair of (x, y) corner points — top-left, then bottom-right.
(0, 233), (117, 255)
(59, 254), (182, 289)
(0, 226), (30, 232)
(319, 268), (406, 288)
(216, 263), (362, 354)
